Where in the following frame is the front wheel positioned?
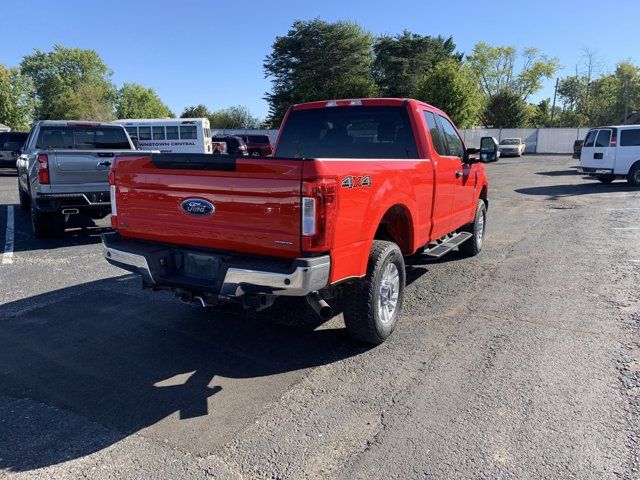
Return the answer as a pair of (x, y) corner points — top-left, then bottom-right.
(342, 240), (406, 345)
(458, 200), (487, 257)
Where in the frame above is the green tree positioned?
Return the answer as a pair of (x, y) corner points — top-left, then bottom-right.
(116, 83), (173, 119)
(373, 31), (461, 98)
(467, 42), (559, 127)
(481, 90), (529, 128)
(0, 65), (37, 130)
(264, 19), (378, 125)
(20, 45), (116, 120)
(181, 104), (211, 118)
(416, 59), (482, 128)
(558, 61), (640, 126)
(209, 105), (261, 129)
(529, 98), (551, 127)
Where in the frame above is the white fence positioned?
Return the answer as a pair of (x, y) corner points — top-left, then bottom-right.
(461, 128), (592, 154)
(215, 128), (592, 154)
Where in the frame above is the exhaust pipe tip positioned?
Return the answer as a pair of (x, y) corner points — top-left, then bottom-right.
(306, 291), (333, 320)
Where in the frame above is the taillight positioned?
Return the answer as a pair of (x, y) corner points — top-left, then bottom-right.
(36, 154), (49, 184)
(301, 179), (337, 253)
(108, 164), (118, 228)
(610, 136), (617, 147)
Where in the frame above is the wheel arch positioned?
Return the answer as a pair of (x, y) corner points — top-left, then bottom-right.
(371, 203), (416, 255)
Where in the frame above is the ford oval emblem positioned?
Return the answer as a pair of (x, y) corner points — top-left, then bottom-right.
(180, 198), (215, 217)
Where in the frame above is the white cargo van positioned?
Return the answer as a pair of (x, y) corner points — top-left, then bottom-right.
(578, 126), (640, 185)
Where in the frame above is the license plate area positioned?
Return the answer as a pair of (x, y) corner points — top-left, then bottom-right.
(182, 252), (219, 280)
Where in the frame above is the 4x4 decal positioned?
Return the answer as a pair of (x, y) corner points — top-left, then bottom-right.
(341, 175), (371, 189)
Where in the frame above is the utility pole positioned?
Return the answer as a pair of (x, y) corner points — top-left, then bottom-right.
(550, 77), (559, 128)
(623, 78), (630, 125)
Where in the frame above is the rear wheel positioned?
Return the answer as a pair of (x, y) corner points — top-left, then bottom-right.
(342, 240), (405, 345)
(31, 203), (64, 238)
(627, 163), (640, 187)
(18, 180), (30, 211)
(597, 174), (615, 184)
(458, 200), (487, 257)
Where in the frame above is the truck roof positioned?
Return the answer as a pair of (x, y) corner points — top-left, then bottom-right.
(36, 120), (121, 127)
(292, 98), (444, 115)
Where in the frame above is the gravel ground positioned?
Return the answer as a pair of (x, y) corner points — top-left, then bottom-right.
(0, 155), (638, 479)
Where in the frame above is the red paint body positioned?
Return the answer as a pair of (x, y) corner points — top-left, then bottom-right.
(111, 98), (488, 285)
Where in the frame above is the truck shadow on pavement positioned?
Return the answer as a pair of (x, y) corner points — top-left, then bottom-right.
(0, 277), (365, 472)
(10, 203), (111, 252)
(515, 181), (638, 199)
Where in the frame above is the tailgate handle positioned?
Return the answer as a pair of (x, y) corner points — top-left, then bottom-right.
(594, 153), (603, 159)
(97, 152), (115, 158)
(97, 160), (112, 167)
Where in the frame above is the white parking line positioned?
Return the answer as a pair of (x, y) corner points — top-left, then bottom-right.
(611, 227), (640, 231)
(606, 207), (640, 211)
(2, 205), (14, 265)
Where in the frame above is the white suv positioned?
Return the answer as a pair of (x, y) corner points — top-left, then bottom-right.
(578, 126), (640, 185)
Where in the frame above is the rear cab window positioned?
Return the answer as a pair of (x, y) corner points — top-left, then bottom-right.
(36, 126), (132, 149)
(276, 106), (418, 159)
(423, 111), (446, 156)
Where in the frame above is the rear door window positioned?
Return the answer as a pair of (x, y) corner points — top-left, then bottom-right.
(594, 129), (611, 147)
(620, 128), (640, 147)
(423, 111), (446, 156)
(437, 115), (465, 158)
(584, 130), (598, 147)
(276, 106), (418, 159)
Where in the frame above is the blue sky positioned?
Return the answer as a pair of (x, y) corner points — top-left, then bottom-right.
(1, 0), (638, 119)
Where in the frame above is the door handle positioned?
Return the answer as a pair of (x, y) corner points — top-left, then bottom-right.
(455, 170), (463, 179)
(97, 161), (112, 167)
(594, 153), (603, 159)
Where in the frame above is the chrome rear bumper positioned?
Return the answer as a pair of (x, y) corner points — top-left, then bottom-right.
(102, 233), (330, 298)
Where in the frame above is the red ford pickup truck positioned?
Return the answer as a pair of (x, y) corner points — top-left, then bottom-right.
(103, 98), (493, 344)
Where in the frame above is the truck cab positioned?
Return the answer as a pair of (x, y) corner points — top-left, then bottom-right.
(103, 98), (493, 344)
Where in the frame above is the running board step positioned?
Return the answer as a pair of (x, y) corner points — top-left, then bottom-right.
(424, 232), (473, 258)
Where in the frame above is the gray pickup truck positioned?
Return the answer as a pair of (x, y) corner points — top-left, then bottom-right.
(17, 121), (136, 237)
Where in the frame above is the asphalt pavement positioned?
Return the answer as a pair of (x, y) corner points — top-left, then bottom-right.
(0, 156), (638, 479)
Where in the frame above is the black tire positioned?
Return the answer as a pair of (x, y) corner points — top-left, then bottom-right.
(627, 163), (640, 187)
(342, 240), (405, 345)
(31, 203), (64, 238)
(458, 200), (487, 257)
(18, 181), (30, 211)
(597, 174), (615, 184)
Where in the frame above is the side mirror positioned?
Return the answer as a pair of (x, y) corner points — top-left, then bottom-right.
(479, 136), (498, 162)
(464, 147), (480, 164)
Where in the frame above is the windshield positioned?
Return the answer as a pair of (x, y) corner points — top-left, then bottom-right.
(500, 139), (520, 145)
(36, 126), (131, 149)
(276, 106), (418, 159)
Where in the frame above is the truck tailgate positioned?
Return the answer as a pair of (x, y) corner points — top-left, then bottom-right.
(113, 154), (303, 258)
(50, 150), (114, 186)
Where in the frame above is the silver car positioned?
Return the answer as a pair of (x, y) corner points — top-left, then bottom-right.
(498, 138), (526, 157)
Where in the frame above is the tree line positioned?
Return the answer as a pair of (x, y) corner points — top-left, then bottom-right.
(0, 45), (261, 131)
(263, 19), (639, 129)
(2, 23), (638, 132)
